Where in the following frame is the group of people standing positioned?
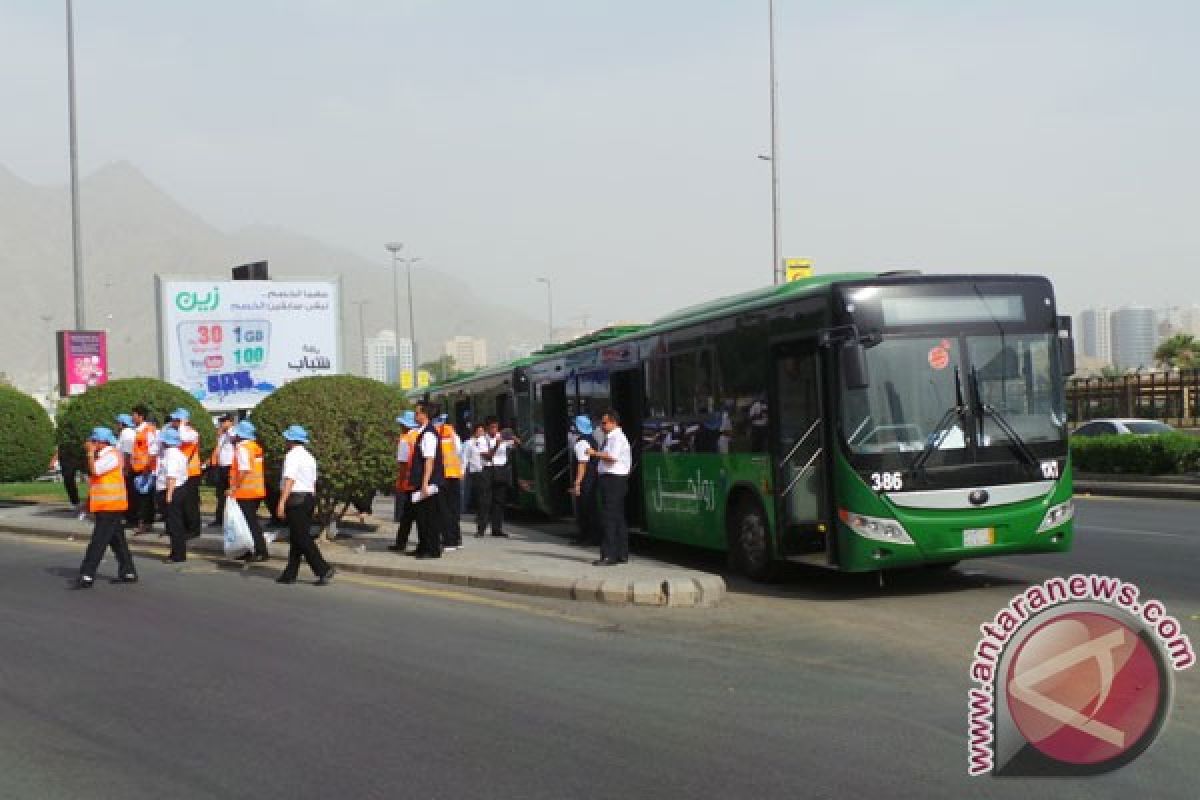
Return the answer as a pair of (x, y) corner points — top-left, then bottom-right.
(77, 406), (334, 589)
(389, 403), (518, 560)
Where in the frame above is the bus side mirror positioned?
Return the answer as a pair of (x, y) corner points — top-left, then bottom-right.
(1057, 315), (1076, 377)
(842, 342), (870, 389)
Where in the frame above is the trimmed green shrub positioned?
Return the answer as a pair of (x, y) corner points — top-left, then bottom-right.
(56, 378), (215, 467)
(0, 386), (56, 482)
(1070, 433), (1200, 475)
(249, 375), (403, 529)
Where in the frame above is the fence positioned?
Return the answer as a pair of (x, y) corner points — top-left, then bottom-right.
(1067, 370), (1200, 425)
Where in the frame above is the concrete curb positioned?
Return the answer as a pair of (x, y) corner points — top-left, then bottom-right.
(1075, 481), (1200, 502)
(0, 523), (726, 609)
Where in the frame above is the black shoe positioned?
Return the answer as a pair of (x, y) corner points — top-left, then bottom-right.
(162, 557), (185, 564)
(592, 558), (618, 567)
(316, 568), (336, 586)
(415, 553), (440, 560)
(77, 576), (95, 589)
(387, 544), (406, 553)
(492, 532), (508, 538)
(111, 573), (139, 584)
(617, 558), (628, 563)
(275, 575), (296, 585)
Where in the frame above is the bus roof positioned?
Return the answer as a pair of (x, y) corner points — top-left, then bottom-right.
(418, 272), (880, 396)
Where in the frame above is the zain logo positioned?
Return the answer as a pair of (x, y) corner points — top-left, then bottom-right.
(175, 287), (220, 312)
(969, 489), (990, 506)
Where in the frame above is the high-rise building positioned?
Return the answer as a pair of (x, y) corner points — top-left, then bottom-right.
(364, 330), (414, 384)
(506, 342), (536, 362)
(1078, 308), (1112, 364)
(444, 336), (488, 372)
(1110, 307), (1158, 370)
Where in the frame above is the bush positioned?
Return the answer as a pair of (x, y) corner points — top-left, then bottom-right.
(0, 386), (56, 482)
(56, 378), (215, 467)
(249, 375), (403, 529)
(1070, 433), (1200, 475)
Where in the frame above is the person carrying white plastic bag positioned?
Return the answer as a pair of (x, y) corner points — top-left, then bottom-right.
(223, 497), (255, 558)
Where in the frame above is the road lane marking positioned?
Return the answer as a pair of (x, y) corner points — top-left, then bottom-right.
(1, 531), (599, 627)
(1081, 525), (1184, 539)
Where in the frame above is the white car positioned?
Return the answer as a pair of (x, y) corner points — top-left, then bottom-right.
(1072, 418), (1175, 437)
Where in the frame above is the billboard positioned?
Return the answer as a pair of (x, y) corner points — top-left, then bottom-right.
(785, 258), (813, 282)
(57, 330), (108, 396)
(157, 277), (341, 410)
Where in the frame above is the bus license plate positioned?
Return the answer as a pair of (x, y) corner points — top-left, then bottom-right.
(963, 528), (995, 547)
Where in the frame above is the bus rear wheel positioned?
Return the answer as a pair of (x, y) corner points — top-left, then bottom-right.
(729, 501), (775, 582)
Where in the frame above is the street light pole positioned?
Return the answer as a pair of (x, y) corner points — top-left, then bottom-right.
(351, 300), (368, 376)
(404, 257), (421, 379)
(536, 277), (553, 344)
(767, 0), (783, 285)
(385, 242), (403, 383)
(66, 0), (85, 328)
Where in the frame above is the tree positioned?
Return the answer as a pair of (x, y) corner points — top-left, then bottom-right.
(1154, 334), (1200, 370)
(56, 378), (214, 468)
(249, 375), (401, 534)
(0, 386), (56, 482)
(419, 354), (461, 383)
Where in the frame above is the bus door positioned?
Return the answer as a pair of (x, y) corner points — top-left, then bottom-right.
(610, 367), (645, 528)
(770, 340), (830, 563)
(541, 380), (572, 515)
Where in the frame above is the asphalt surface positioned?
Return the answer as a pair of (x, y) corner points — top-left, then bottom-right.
(0, 496), (1196, 799)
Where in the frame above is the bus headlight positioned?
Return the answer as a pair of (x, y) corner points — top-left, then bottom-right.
(839, 509), (914, 544)
(1037, 500), (1075, 533)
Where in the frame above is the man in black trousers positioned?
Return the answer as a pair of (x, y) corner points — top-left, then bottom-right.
(409, 403), (446, 559)
(588, 410), (632, 566)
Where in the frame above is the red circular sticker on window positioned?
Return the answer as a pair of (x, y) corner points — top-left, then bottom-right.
(928, 343), (950, 370)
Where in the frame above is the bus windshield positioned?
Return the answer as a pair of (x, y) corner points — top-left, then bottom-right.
(841, 332), (1067, 456)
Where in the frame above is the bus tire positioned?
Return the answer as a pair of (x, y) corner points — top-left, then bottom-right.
(728, 499), (776, 582)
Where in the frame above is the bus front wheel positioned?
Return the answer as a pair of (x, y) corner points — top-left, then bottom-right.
(729, 500), (775, 582)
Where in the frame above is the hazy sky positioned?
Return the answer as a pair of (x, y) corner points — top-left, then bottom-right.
(4, 0), (1198, 325)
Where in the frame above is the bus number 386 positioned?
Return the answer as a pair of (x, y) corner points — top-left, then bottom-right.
(870, 472), (904, 491)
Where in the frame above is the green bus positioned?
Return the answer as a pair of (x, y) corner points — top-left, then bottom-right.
(419, 272), (1076, 580)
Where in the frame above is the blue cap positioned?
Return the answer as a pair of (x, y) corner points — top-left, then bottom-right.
(234, 420), (256, 440)
(115, 413), (134, 428)
(89, 426), (117, 446)
(396, 411), (417, 428)
(573, 415), (593, 436)
(282, 425), (309, 443)
(435, 414), (449, 425)
(159, 428), (182, 447)
(170, 408), (191, 422)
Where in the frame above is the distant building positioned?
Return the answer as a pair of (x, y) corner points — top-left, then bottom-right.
(1078, 308), (1112, 364)
(1155, 305), (1200, 340)
(445, 336), (488, 372)
(506, 342), (536, 362)
(1110, 307), (1158, 370)
(365, 330), (413, 384)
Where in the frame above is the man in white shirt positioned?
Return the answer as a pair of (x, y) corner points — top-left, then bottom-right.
(115, 413), (138, 529)
(275, 425), (334, 585)
(463, 422), (490, 536)
(156, 427), (192, 563)
(588, 409), (632, 566)
(479, 417), (517, 537)
(209, 415), (236, 527)
(409, 404), (446, 559)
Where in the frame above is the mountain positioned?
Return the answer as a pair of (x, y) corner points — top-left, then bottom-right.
(0, 162), (544, 396)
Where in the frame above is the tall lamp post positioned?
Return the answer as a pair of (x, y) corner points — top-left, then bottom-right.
(385, 243), (404, 382)
(351, 300), (368, 376)
(66, 0), (85, 328)
(401, 256), (421, 379)
(766, 0), (783, 285)
(536, 277), (553, 344)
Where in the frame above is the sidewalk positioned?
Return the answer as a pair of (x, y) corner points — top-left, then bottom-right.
(0, 501), (725, 608)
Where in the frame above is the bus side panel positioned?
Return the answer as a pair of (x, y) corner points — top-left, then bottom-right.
(639, 451), (769, 551)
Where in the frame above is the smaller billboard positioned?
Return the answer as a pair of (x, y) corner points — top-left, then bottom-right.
(785, 258), (813, 282)
(57, 330), (108, 396)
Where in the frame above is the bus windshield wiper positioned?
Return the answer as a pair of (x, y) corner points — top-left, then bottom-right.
(911, 366), (967, 474)
(968, 366), (1039, 470)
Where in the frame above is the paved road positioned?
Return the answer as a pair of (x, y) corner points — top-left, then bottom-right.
(0, 496), (1195, 799)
